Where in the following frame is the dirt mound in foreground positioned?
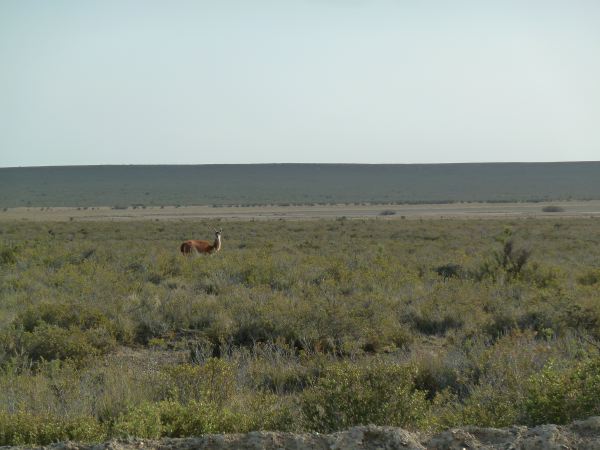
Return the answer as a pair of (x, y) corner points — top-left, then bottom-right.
(29, 417), (600, 450)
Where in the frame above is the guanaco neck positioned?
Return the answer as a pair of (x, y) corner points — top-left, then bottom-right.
(213, 234), (222, 252)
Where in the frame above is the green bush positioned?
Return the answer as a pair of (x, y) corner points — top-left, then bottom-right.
(542, 205), (565, 213)
(524, 358), (600, 425)
(301, 360), (428, 432)
(413, 354), (461, 400)
(23, 325), (101, 364)
(578, 269), (600, 286)
(16, 302), (112, 334)
(474, 239), (531, 281)
(435, 263), (463, 280)
(250, 363), (314, 394)
(6, 303), (118, 365)
(113, 396), (295, 438)
(0, 243), (18, 266)
(562, 303), (600, 340)
(0, 412), (104, 446)
(112, 403), (163, 439)
(163, 359), (235, 405)
(459, 383), (521, 428)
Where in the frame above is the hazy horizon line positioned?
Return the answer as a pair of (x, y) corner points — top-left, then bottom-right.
(2, 160), (600, 170)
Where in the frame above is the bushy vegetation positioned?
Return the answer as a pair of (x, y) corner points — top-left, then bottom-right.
(301, 360), (428, 431)
(1, 217), (600, 444)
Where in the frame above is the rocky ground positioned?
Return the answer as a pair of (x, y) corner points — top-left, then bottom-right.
(15, 417), (600, 450)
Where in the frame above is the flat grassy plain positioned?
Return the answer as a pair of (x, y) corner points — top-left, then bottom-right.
(1, 213), (600, 445)
(2, 162), (600, 208)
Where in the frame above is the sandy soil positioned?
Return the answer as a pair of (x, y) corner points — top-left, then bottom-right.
(1, 200), (600, 222)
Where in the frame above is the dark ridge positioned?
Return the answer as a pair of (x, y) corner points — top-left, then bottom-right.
(1, 162), (599, 207)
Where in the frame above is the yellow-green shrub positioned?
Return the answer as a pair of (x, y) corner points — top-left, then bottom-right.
(524, 358), (600, 425)
(0, 412), (104, 446)
(301, 360), (428, 432)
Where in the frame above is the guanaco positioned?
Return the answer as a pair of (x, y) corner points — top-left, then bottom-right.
(180, 229), (222, 255)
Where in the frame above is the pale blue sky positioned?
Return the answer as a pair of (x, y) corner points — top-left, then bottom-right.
(1, 0), (599, 167)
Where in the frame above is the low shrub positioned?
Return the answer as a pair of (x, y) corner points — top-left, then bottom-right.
(459, 383), (521, 428)
(23, 325), (115, 365)
(7, 303), (118, 365)
(0, 243), (18, 265)
(562, 303), (600, 340)
(411, 313), (463, 336)
(111, 402), (163, 439)
(578, 269), (600, 286)
(16, 303), (111, 333)
(301, 360), (428, 432)
(413, 353), (462, 400)
(250, 363), (314, 395)
(113, 395), (296, 438)
(474, 239), (531, 281)
(542, 206), (565, 213)
(435, 264), (463, 280)
(524, 358), (600, 425)
(0, 412), (104, 446)
(163, 359), (235, 405)
(496, 240), (531, 280)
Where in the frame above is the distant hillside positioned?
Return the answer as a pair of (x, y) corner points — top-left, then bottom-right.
(1, 162), (599, 208)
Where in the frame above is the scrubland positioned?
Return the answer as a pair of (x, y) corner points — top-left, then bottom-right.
(1, 217), (600, 445)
